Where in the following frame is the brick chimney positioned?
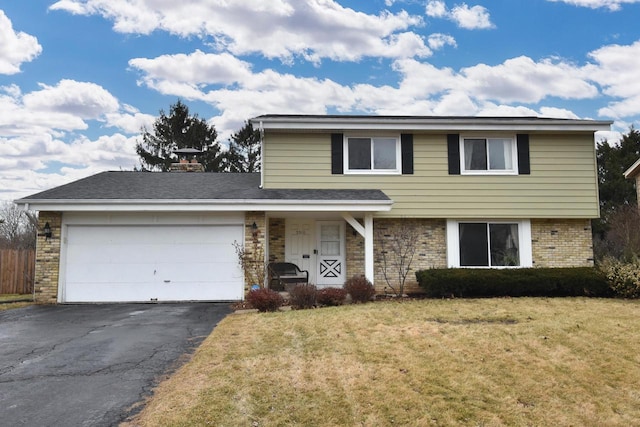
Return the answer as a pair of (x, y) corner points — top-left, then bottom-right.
(171, 148), (204, 172)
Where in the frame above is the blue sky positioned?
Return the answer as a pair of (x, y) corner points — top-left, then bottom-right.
(2, 0), (640, 200)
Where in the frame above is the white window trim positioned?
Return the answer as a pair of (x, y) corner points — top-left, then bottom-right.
(446, 219), (532, 268)
(344, 135), (401, 175)
(459, 135), (518, 175)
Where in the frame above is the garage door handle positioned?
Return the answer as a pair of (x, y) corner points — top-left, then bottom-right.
(164, 280), (171, 283)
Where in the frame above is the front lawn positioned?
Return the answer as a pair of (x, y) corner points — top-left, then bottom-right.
(128, 298), (640, 426)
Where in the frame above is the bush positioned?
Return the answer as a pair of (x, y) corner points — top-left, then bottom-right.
(316, 287), (348, 306)
(344, 275), (376, 303)
(415, 267), (611, 298)
(246, 288), (284, 312)
(599, 257), (640, 298)
(289, 283), (317, 309)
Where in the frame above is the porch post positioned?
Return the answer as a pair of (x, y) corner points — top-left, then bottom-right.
(341, 212), (375, 284)
(364, 213), (374, 284)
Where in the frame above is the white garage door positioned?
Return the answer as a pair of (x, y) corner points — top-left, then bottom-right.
(63, 225), (243, 302)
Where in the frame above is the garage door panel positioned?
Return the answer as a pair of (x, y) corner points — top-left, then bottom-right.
(63, 224), (244, 302)
(65, 281), (243, 302)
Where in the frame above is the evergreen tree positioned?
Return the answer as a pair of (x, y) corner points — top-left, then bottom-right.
(226, 121), (261, 173)
(594, 127), (640, 238)
(136, 100), (224, 172)
(597, 127), (640, 214)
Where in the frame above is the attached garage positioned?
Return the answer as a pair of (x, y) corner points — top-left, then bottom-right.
(60, 213), (244, 303)
(16, 170), (393, 304)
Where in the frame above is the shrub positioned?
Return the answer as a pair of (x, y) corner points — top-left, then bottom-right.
(289, 283), (317, 309)
(316, 287), (348, 306)
(246, 288), (284, 312)
(344, 275), (376, 303)
(599, 257), (640, 298)
(415, 267), (611, 298)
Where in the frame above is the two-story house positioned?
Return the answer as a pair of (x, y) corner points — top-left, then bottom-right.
(16, 115), (611, 303)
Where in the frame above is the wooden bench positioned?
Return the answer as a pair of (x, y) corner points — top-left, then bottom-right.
(268, 262), (309, 291)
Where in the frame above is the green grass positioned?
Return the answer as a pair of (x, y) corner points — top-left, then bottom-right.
(128, 298), (640, 427)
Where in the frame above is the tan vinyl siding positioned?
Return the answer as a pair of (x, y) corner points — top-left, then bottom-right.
(262, 132), (599, 219)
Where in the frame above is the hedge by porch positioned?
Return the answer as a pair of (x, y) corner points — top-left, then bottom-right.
(415, 267), (611, 298)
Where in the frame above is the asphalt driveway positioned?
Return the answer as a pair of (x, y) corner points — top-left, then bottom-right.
(0, 303), (231, 426)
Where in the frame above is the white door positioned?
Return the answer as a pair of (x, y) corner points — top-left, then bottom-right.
(63, 224), (243, 302)
(285, 219), (315, 284)
(316, 221), (346, 286)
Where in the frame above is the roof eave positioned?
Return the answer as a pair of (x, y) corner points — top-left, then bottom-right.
(624, 158), (640, 179)
(15, 198), (394, 213)
(251, 115), (612, 132)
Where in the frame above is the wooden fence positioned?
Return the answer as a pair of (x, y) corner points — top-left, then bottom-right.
(0, 249), (35, 294)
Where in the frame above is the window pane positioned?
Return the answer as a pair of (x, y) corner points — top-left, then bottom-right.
(373, 138), (397, 169)
(320, 225), (341, 256)
(321, 241), (340, 256)
(490, 224), (519, 266)
(459, 223), (489, 266)
(464, 139), (487, 170)
(321, 224), (340, 240)
(348, 138), (371, 170)
(488, 139), (513, 170)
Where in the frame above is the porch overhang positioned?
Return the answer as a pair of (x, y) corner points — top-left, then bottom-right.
(16, 198), (393, 213)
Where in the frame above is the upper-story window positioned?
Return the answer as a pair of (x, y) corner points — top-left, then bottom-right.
(345, 136), (400, 174)
(460, 136), (517, 174)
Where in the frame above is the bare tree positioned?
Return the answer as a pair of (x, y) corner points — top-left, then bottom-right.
(233, 224), (267, 288)
(0, 202), (37, 249)
(594, 205), (640, 262)
(376, 220), (419, 297)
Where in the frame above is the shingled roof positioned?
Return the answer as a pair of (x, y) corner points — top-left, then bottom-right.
(17, 171), (390, 203)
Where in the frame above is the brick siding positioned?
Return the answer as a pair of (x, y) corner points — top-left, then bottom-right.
(268, 218), (285, 263)
(531, 219), (594, 267)
(34, 212), (62, 304)
(372, 218), (447, 294)
(243, 212), (267, 292)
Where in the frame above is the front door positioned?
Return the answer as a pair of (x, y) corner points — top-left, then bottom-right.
(285, 219), (316, 284)
(316, 221), (346, 286)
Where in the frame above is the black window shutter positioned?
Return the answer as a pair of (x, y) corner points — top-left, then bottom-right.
(517, 134), (530, 175)
(401, 134), (414, 174)
(331, 133), (344, 174)
(447, 134), (460, 175)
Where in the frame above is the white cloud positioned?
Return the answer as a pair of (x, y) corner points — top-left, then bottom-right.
(23, 80), (119, 119)
(427, 33), (457, 50)
(426, 1), (494, 29)
(50, 0), (430, 62)
(546, 0), (640, 11)
(0, 10), (42, 74)
(450, 4), (494, 29)
(1, 132), (139, 201)
(426, 1), (448, 17)
(104, 111), (156, 134)
(129, 49), (609, 138)
(476, 103), (540, 117)
(129, 51), (253, 86)
(0, 80), (150, 201)
(538, 107), (580, 119)
(461, 56), (599, 103)
(584, 41), (640, 118)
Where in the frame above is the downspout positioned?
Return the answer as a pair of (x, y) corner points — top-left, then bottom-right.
(259, 121), (264, 189)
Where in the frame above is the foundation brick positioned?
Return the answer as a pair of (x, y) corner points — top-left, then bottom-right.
(531, 219), (594, 267)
